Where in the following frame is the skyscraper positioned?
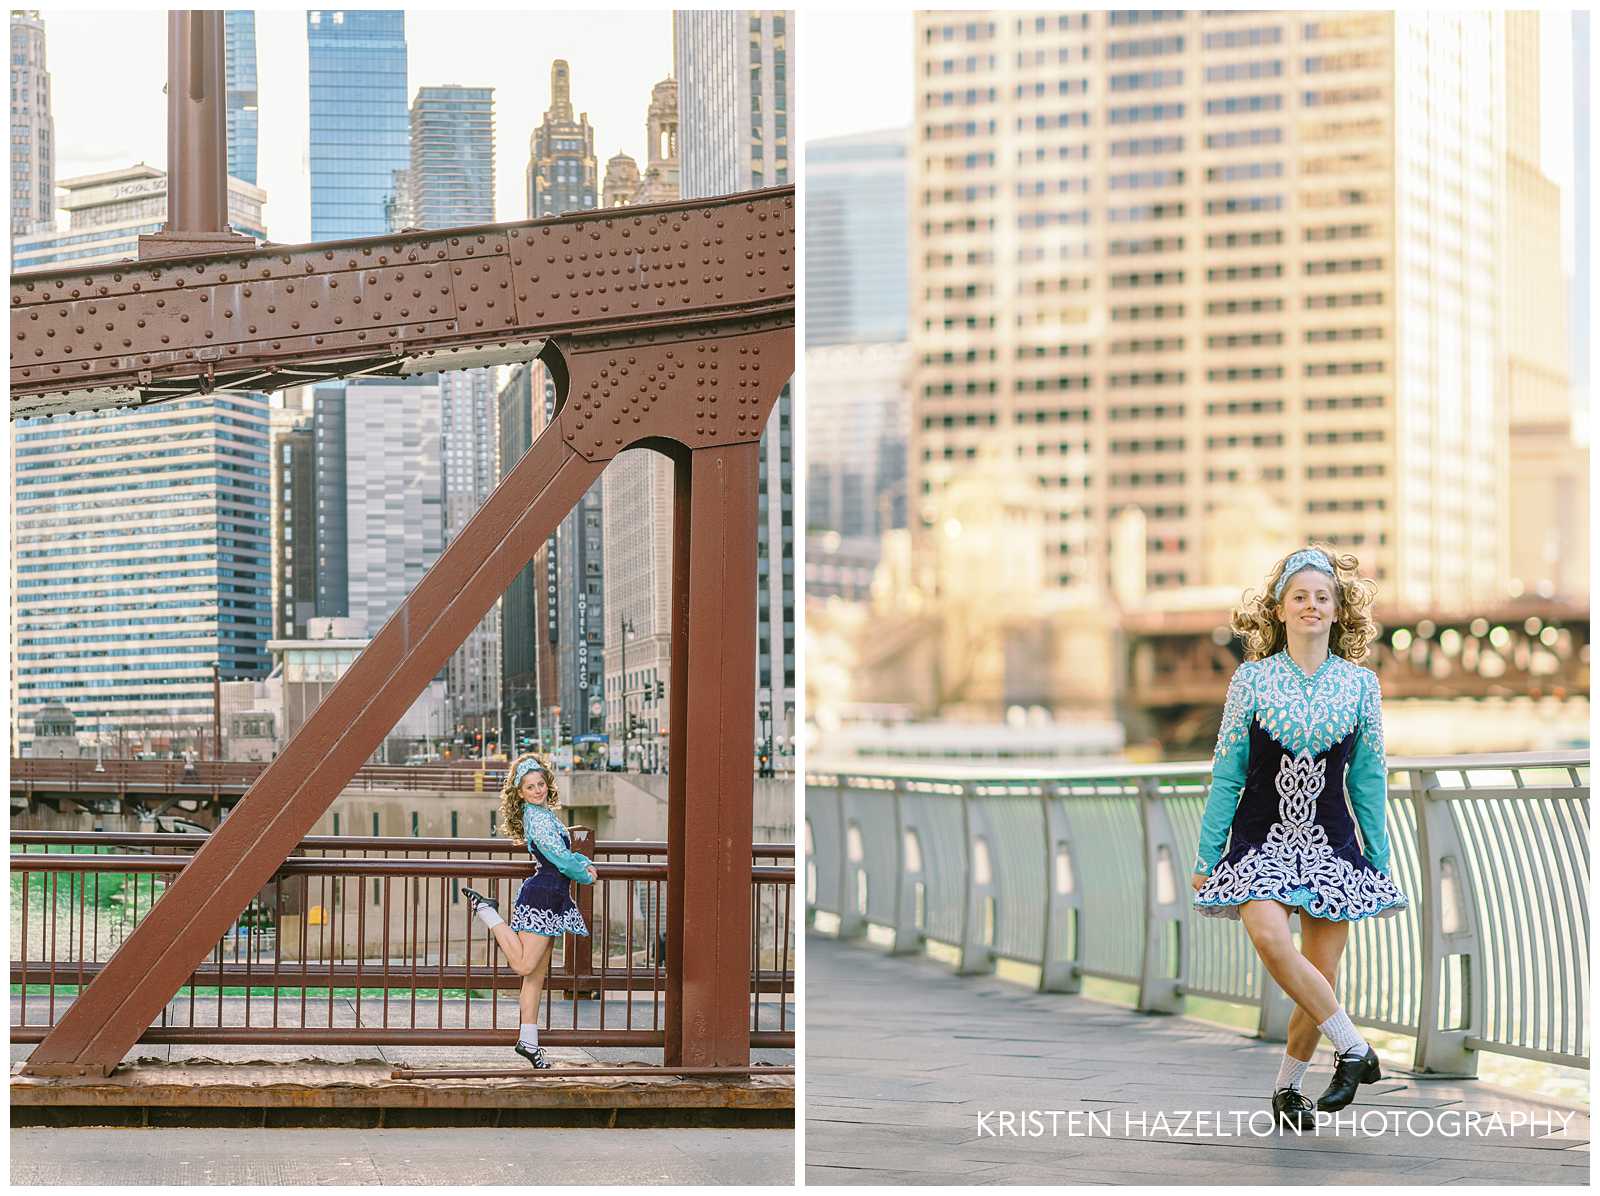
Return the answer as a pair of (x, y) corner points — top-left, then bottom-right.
(402, 83), (501, 722)
(676, 10), (796, 762)
(497, 363), (559, 749)
(12, 164), (266, 272)
(441, 368), (501, 725)
(307, 10), (409, 241)
(271, 408), (316, 641)
(526, 60), (597, 217)
(806, 129), (908, 347)
(601, 78), (684, 770)
(1504, 12), (1585, 600)
(11, 168), (273, 746)
(9, 10), (55, 239)
(599, 78), (679, 210)
(805, 342), (910, 540)
(12, 395), (272, 753)
(224, 11), (258, 186)
(311, 376), (445, 635)
(910, 10), (1524, 610)
(805, 127), (911, 560)
(602, 151), (641, 208)
(524, 59), (604, 742)
(634, 77), (681, 205)
(1572, 11), (1591, 425)
(410, 85), (495, 228)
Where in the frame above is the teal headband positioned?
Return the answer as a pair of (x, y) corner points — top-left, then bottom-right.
(508, 757), (544, 791)
(1274, 548), (1336, 601)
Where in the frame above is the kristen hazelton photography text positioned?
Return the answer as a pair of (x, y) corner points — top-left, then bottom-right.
(9, 8), (794, 1187)
(973, 1108), (1584, 1140)
(802, 7), (1589, 1189)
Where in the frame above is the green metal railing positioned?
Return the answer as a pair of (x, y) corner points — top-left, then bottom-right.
(805, 751), (1588, 1074)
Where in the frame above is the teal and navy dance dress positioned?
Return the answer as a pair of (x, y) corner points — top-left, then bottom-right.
(1192, 650), (1408, 922)
(510, 804), (595, 937)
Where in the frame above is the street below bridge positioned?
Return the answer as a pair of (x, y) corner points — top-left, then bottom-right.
(806, 935), (1588, 1186)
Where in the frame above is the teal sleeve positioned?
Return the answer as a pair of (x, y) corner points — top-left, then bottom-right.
(524, 806), (596, 883)
(1196, 664), (1252, 875)
(1346, 670), (1393, 875)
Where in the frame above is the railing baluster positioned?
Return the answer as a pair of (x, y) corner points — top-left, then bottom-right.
(807, 753), (1583, 1073)
(9, 836), (790, 1054)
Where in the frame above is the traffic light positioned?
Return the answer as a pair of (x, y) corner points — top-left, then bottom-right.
(656, 680), (665, 700)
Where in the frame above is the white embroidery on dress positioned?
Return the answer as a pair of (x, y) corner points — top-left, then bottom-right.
(511, 903), (590, 936)
(1216, 652), (1374, 765)
(1194, 748), (1407, 921)
(1356, 668), (1385, 758)
(1213, 663), (1256, 768)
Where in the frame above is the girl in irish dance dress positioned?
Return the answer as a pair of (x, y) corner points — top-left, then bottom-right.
(1191, 545), (1408, 1128)
(462, 753), (596, 1068)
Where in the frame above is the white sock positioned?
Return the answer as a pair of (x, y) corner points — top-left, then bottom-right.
(475, 904), (504, 929)
(1318, 1008), (1368, 1057)
(1275, 1052), (1312, 1092)
(519, 1023), (539, 1048)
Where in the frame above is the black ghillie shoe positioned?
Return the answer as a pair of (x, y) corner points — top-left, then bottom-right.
(1272, 1086), (1315, 1131)
(514, 1041), (552, 1069)
(1316, 1045), (1381, 1112)
(461, 886), (498, 917)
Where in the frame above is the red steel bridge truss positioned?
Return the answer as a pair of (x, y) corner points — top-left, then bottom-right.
(10, 52), (793, 1073)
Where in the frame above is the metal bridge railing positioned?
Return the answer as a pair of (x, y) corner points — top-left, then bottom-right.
(805, 751), (1588, 1075)
(12, 757), (515, 797)
(11, 832), (794, 1049)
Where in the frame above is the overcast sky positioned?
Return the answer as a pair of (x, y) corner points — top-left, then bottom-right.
(799, 9), (912, 144)
(43, 9), (675, 244)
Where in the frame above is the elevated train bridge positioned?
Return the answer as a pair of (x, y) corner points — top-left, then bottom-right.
(1123, 602), (1588, 751)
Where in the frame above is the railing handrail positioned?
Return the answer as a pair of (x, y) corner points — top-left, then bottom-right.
(9, 758), (745, 794)
(805, 748), (1590, 786)
(8, 853), (795, 883)
(9, 831), (795, 858)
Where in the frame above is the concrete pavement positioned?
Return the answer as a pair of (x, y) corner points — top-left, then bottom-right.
(805, 934), (1589, 1186)
(11, 1126), (795, 1185)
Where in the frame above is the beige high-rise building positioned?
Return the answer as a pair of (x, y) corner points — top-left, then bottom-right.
(1503, 13), (1585, 601)
(601, 151), (641, 207)
(600, 78), (684, 770)
(9, 10), (54, 239)
(911, 11), (1534, 613)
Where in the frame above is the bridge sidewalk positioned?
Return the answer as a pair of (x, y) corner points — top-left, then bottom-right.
(12, 1040), (794, 1128)
(805, 934), (1588, 1186)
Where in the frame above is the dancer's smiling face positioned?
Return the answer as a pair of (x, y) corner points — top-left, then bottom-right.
(520, 768), (550, 806)
(1278, 569), (1336, 634)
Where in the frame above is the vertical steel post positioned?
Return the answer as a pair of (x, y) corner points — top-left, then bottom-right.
(955, 788), (994, 975)
(1039, 790), (1082, 993)
(141, 11), (250, 261)
(1136, 778), (1184, 1013)
(1411, 768), (1484, 1076)
(570, 825), (596, 999)
(166, 11), (227, 234)
(664, 442), (759, 1068)
(888, 782), (922, 955)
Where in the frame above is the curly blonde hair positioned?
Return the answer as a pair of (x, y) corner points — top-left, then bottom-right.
(1230, 543), (1379, 663)
(496, 752), (560, 841)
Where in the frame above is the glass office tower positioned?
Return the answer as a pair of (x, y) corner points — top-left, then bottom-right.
(307, 10), (409, 241)
(224, 11), (258, 185)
